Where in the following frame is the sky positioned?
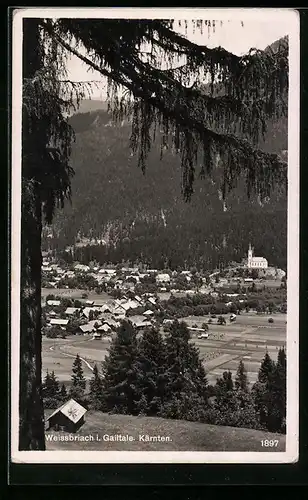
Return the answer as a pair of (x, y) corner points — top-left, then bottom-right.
(64, 17), (290, 100)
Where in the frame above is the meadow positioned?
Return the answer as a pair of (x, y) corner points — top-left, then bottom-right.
(45, 410), (286, 452)
(42, 312), (286, 387)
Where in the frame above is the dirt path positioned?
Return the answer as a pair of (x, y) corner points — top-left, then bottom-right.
(49, 336), (104, 376)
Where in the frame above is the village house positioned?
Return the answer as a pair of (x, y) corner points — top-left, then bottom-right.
(74, 263), (90, 272)
(79, 320), (101, 334)
(93, 331), (102, 339)
(128, 315), (153, 329)
(112, 307), (126, 319)
(100, 303), (113, 314)
(47, 281), (58, 288)
(64, 307), (80, 316)
(143, 310), (154, 317)
(49, 318), (69, 328)
(42, 264), (53, 272)
(147, 297), (157, 306)
(46, 399), (87, 433)
(97, 323), (111, 333)
(47, 300), (61, 307)
(163, 319), (174, 326)
(81, 306), (101, 319)
(156, 273), (171, 283)
(134, 295), (143, 305)
(102, 318), (120, 330)
(64, 270), (76, 278)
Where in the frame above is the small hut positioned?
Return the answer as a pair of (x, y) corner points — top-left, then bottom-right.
(46, 399), (87, 433)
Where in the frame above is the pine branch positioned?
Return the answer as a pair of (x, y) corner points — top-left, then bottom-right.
(39, 19), (288, 202)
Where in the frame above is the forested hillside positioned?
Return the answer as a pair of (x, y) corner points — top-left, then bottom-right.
(43, 38), (288, 271)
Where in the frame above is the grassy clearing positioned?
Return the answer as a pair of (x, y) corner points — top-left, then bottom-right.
(41, 287), (111, 302)
(45, 410), (286, 452)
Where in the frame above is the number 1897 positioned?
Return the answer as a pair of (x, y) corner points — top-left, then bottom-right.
(261, 439), (279, 447)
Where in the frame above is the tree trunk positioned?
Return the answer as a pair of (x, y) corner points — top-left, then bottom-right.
(19, 18), (45, 450)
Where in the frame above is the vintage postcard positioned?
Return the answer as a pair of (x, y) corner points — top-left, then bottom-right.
(11, 7), (299, 464)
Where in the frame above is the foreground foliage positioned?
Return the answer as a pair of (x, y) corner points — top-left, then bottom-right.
(43, 322), (287, 434)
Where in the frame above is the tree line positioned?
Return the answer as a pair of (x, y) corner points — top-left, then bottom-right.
(43, 320), (286, 434)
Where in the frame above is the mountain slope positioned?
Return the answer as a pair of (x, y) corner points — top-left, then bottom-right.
(45, 38), (288, 271)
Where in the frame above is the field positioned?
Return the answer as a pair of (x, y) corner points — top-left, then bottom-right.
(45, 410), (286, 451)
(42, 336), (109, 384)
(181, 312), (286, 385)
(42, 312), (286, 387)
(41, 287), (111, 304)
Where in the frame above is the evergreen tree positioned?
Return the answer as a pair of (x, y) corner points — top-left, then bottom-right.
(135, 327), (166, 416)
(215, 370), (234, 396)
(70, 354), (86, 401)
(42, 370), (61, 408)
(160, 320), (208, 420)
(89, 364), (104, 410)
(102, 320), (139, 415)
(210, 370), (259, 429)
(42, 370), (60, 399)
(59, 383), (68, 402)
(217, 316), (226, 325)
(235, 359), (248, 391)
(211, 371), (237, 424)
(258, 351), (275, 384)
(266, 348), (287, 433)
(42, 370), (51, 399)
(252, 350), (287, 432)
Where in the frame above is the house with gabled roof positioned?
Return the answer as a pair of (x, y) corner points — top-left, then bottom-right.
(97, 323), (111, 333)
(156, 273), (170, 283)
(65, 307), (80, 316)
(79, 320), (101, 334)
(46, 398), (87, 433)
(128, 315), (152, 329)
(47, 300), (61, 307)
(103, 318), (120, 329)
(143, 310), (154, 316)
(81, 307), (97, 319)
(50, 318), (69, 327)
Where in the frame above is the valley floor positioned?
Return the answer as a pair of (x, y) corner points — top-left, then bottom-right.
(42, 312), (286, 387)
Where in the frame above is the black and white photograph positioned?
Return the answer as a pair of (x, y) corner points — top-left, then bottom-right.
(10, 8), (299, 464)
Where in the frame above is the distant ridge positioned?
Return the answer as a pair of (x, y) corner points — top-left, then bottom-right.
(70, 99), (108, 116)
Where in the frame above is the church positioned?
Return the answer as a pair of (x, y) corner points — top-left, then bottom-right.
(247, 243), (268, 269)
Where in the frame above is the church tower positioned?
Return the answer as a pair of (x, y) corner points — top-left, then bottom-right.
(248, 243), (253, 267)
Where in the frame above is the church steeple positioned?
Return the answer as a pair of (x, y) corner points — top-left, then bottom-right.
(248, 243), (253, 265)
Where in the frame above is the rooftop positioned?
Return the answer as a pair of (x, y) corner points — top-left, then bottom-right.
(47, 398), (87, 424)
